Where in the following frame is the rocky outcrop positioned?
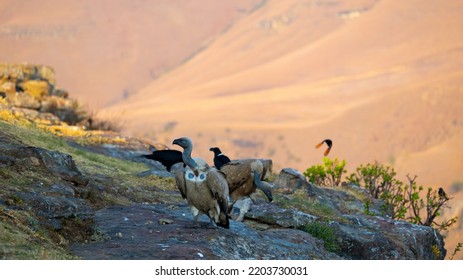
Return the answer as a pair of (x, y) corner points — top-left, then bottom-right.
(332, 214), (445, 259)
(70, 204), (339, 260)
(0, 132), (93, 232)
(0, 63), (85, 125)
(1, 143), (88, 186)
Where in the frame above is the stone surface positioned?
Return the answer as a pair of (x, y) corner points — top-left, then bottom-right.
(0, 138), (88, 187)
(245, 202), (319, 228)
(331, 214), (446, 260)
(15, 192), (93, 219)
(274, 168), (311, 192)
(70, 204), (338, 260)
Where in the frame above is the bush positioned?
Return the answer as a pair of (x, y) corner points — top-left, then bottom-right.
(405, 175), (457, 230)
(304, 222), (339, 253)
(346, 162), (407, 219)
(304, 158), (346, 187)
(346, 162), (457, 231)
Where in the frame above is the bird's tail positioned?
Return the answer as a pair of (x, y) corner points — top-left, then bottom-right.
(217, 212), (230, 229)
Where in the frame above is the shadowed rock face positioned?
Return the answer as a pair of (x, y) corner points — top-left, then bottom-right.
(1, 143), (88, 186)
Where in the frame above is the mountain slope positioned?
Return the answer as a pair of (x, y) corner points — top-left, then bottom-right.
(0, 0), (262, 107)
(102, 0), (463, 185)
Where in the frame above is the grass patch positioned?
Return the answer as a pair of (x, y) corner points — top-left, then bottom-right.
(273, 189), (338, 221)
(304, 221), (340, 253)
(0, 207), (74, 259)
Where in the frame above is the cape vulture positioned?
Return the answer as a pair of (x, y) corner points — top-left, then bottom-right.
(209, 147), (231, 169)
(220, 159), (273, 203)
(171, 137), (230, 228)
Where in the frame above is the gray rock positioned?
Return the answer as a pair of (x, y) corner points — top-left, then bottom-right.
(70, 204), (338, 260)
(274, 168), (317, 195)
(245, 202), (319, 228)
(16, 192), (93, 219)
(331, 214), (446, 260)
(0, 144), (88, 186)
(137, 169), (174, 178)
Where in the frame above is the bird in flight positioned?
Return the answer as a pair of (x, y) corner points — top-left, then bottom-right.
(315, 139), (333, 156)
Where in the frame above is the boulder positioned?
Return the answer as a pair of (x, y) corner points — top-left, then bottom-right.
(245, 202), (318, 228)
(20, 80), (51, 100)
(331, 214), (446, 260)
(274, 168), (310, 190)
(0, 143), (88, 186)
(5, 91), (41, 109)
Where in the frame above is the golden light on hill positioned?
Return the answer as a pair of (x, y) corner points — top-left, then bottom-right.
(1, 0), (462, 258)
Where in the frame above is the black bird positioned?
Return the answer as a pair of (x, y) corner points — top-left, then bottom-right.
(438, 187), (449, 200)
(315, 139), (333, 156)
(209, 147), (231, 169)
(141, 149), (183, 171)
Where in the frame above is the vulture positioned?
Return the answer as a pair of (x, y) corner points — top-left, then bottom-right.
(315, 139), (333, 156)
(220, 158), (273, 203)
(171, 137), (230, 228)
(141, 149), (183, 171)
(209, 147), (231, 169)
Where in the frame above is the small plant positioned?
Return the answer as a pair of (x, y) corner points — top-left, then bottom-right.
(304, 158), (346, 187)
(363, 200), (375, 216)
(431, 245), (441, 260)
(449, 242), (463, 260)
(304, 221), (340, 253)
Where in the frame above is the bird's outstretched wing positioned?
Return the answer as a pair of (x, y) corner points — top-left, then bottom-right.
(315, 139), (333, 156)
(171, 162), (187, 199)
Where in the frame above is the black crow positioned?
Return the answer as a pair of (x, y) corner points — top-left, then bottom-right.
(209, 147), (231, 169)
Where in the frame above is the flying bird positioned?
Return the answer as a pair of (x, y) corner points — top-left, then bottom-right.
(209, 147), (231, 169)
(438, 187), (448, 200)
(171, 137), (230, 228)
(315, 139), (333, 156)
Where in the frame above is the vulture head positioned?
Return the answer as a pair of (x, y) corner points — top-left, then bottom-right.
(173, 137), (198, 172)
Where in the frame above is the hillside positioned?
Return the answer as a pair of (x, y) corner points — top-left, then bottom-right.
(0, 64), (453, 260)
(99, 0), (463, 252)
(0, 0), (262, 107)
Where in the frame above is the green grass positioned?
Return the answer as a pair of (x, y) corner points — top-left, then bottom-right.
(304, 221), (340, 253)
(273, 189), (339, 221)
(0, 207), (74, 260)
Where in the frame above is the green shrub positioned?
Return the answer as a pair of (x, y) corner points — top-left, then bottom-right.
(304, 222), (339, 253)
(405, 175), (457, 230)
(304, 157), (346, 187)
(346, 162), (457, 231)
(346, 162), (407, 219)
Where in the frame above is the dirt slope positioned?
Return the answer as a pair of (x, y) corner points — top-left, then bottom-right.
(0, 0), (262, 107)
